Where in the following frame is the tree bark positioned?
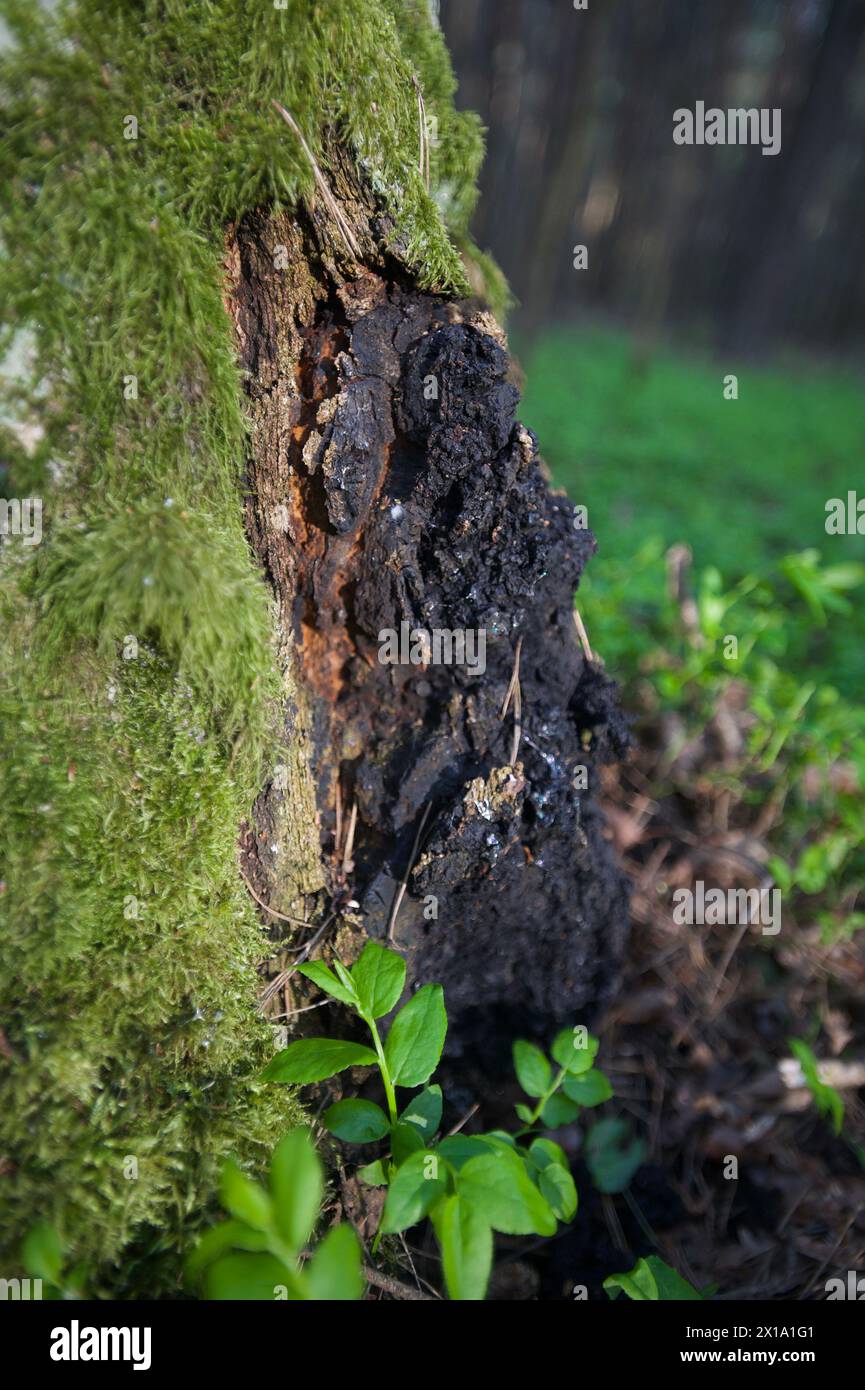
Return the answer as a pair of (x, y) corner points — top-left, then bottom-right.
(224, 151), (630, 1092)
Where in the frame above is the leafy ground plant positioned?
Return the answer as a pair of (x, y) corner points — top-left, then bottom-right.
(604, 1256), (706, 1301)
(263, 942), (611, 1299)
(187, 1130), (362, 1300)
(788, 1038), (845, 1138)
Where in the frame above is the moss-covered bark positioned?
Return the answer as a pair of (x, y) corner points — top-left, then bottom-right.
(0, 0), (626, 1295)
(0, 0), (488, 1294)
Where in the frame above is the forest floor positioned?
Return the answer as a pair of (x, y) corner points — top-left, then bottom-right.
(553, 717), (865, 1302)
(511, 325), (865, 1300)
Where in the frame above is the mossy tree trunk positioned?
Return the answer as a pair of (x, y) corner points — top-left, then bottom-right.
(0, 0), (627, 1290)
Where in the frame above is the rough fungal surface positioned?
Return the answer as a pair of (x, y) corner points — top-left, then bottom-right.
(230, 189), (630, 1090)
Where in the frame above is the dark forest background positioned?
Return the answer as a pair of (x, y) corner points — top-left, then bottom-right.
(441, 0), (865, 354)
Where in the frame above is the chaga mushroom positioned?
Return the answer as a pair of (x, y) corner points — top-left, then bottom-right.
(229, 164), (630, 1093)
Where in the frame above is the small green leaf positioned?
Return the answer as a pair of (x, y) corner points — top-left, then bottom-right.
(585, 1118), (645, 1194)
(790, 1038), (845, 1136)
(604, 1256), (703, 1302)
(538, 1163), (578, 1222)
(270, 1130), (323, 1250)
(512, 1040), (552, 1097)
(458, 1151), (557, 1236)
(203, 1251), (297, 1301)
(562, 1067), (613, 1107)
(306, 1224), (363, 1301)
(21, 1222), (63, 1285)
(220, 1161), (273, 1232)
(551, 1028), (599, 1074)
(436, 1135), (491, 1170)
(297, 960), (357, 1006)
(433, 1195), (492, 1301)
(333, 959), (357, 995)
(541, 1092), (579, 1126)
(514, 1102), (534, 1124)
(323, 1099), (390, 1144)
(380, 1150), (448, 1234)
(478, 1130), (517, 1150)
(400, 1085), (443, 1139)
(358, 1159), (388, 1187)
(186, 1221), (269, 1285)
(384, 984), (447, 1087)
(391, 1119), (425, 1166)
(350, 942), (406, 1018)
(262, 1038), (377, 1084)
(527, 1137), (568, 1171)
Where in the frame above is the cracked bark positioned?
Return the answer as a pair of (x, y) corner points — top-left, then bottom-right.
(225, 151), (630, 1091)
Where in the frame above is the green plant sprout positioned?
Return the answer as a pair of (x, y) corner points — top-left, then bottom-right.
(789, 1038), (845, 1137)
(787, 1039), (865, 1169)
(604, 1255), (706, 1301)
(584, 1116), (645, 1193)
(187, 1129), (362, 1300)
(262, 941), (614, 1300)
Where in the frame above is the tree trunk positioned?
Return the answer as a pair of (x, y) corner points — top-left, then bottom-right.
(225, 151), (630, 1091)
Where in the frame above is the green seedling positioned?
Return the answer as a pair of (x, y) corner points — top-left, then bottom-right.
(187, 1129), (362, 1300)
(789, 1038), (844, 1137)
(263, 942), (613, 1299)
(604, 1255), (706, 1301)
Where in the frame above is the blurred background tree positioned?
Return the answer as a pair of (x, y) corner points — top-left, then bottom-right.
(441, 0), (865, 352)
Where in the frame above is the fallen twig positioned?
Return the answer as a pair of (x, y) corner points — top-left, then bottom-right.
(362, 1265), (436, 1301)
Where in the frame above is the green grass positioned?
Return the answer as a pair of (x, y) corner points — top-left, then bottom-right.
(519, 327), (865, 694)
(520, 327), (864, 570)
(518, 326), (865, 944)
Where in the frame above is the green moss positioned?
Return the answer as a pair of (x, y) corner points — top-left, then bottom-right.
(0, 611), (303, 1291)
(0, 0), (495, 1291)
(32, 501), (278, 759)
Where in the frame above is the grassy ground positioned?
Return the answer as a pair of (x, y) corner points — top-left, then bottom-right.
(519, 326), (865, 696)
(520, 326), (865, 575)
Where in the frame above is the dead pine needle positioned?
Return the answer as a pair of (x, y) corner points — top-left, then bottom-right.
(501, 635), (523, 764)
(271, 100), (361, 260)
(258, 912), (337, 1004)
(386, 802), (432, 942)
(500, 634), (523, 717)
(240, 867), (317, 929)
(334, 780), (343, 863)
(341, 799), (358, 879)
(497, 636), (525, 767)
(412, 75), (430, 190)
(572, 606), (595, 664)
(362, 1265), (435, 1301)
